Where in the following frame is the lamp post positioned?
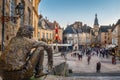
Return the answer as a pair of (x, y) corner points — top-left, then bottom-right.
(1, 0), (5, 52)
(1, 1), (24, 52)
(15, 2), (25, 18)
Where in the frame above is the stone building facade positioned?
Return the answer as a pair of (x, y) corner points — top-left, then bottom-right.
(38, 15), (53, 44)
(112, 19), (120, 50)
(38, 15), (63, 44)
(63, 25), (78, 50)
(63, 21), (92, 50)
(0, 0), (40, 51)
(32, 0), (40, 39)
(99, 25), (112, 47)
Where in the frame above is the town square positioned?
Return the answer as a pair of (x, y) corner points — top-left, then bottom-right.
(0, 0), (120, 80)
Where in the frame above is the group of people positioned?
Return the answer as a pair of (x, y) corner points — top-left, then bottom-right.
(71, 51), (83, 61)
(60, 45), (118, 74)
(69, 46), (119, 73)
(70, 50), (101, 73)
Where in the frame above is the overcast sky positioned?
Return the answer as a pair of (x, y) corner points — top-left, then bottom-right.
(38, 0), (120, 28)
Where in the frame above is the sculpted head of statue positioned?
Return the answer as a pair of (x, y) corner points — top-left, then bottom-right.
(16, 25), (34, 38)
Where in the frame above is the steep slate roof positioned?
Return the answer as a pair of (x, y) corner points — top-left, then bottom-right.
(81, 25), (91, 33)
(38, 18), (43, 27)
(69, 24), (83, 33)
(99, 25), (112, 32)
(112, 19), (120, 32)
(38, 17), (62, 30)
(76, 27), (82, 33)
(47, 21), (62, 30)
(115, 19), (120, 26)
(63, 26), (77, 34)
(63, 24), (92, 34)
(38, 18), (50, 29)
(46, 21), (55, 30)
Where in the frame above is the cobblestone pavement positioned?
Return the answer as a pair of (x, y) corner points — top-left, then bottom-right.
(66, 54), (120, 73)
(44, 52), (120, 73)
(43, 52), (120, 80)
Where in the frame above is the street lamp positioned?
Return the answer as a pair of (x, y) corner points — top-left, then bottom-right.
(1, 1), (25, 52)
(1, 0), (5, 52)
(15, 2), (25, 17)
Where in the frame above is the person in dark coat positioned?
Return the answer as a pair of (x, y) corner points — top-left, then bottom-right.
(87, 55), (91, 65)
(96, 61), (101, 73)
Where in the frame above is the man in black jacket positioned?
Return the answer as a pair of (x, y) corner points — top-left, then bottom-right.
(96, 61), (101, 73)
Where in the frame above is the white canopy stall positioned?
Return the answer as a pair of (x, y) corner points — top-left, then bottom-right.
(49, 44), (72, 53)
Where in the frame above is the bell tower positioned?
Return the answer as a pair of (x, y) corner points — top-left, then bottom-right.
(93, 14), (100, 46)
(93, 14), (99, 36)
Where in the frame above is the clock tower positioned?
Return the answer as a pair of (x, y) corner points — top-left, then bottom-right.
(93, 14), (99, 36)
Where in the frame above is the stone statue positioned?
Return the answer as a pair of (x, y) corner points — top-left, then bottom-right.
(0, 25), (53, 80)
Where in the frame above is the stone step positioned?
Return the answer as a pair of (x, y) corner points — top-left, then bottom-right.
(69, 72), (120, 76)
(44, 75), (120, 80)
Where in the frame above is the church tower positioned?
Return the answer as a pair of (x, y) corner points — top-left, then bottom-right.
(94, 14), (99, 26)
(93, 14), (99, 36)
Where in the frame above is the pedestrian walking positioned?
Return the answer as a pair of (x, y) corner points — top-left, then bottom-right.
(96, 61), (101, 73)
(112, 56), (116, 64)
(87, 55), (91, 65)
(64, 52), (67, 60)
(73, 52), (77, 57)
(78, 50), (82, 61)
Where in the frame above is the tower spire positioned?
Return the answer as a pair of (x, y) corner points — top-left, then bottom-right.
(94, 13), (99, 26)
